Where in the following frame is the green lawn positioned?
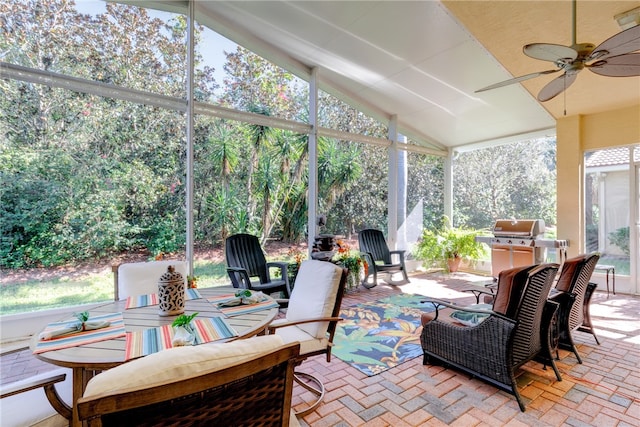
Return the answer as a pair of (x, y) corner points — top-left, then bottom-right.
(0, 260), (230, 316)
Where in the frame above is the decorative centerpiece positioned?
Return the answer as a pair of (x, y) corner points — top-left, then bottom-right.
(158, 265), (185, 316)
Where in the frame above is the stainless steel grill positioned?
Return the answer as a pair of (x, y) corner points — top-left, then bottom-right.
(476, 219), (568, 278)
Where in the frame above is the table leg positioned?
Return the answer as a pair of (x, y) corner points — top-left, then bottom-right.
(71, 367), (83, 427)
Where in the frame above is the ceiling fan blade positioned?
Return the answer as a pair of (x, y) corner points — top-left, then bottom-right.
(588, 52), (640, 77)
(537, 73), (578, 102)
(475, 69), (559, 93)
(524, 43), (578, 62)
(590, 24), (640, 61)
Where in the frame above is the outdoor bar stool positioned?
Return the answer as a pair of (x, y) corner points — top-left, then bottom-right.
(594, 264), (615, 296)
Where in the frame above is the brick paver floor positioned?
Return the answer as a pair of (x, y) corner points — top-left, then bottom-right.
(2, 271), (639, 426)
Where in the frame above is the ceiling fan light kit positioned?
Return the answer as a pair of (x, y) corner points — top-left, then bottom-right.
(476, 0), (640, 102)
(615, 6), (640, 31)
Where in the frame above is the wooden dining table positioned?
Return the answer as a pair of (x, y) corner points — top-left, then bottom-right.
(30, 286), (280, 427)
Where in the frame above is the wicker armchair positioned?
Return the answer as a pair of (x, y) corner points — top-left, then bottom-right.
(77, 336), (300, 427)
(420, 263), (561, 412)
(549, 253), (600, 363)
(225, 233), (291, 300)
(358, 228), (409, 287)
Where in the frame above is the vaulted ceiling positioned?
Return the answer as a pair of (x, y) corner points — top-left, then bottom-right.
(144, 1), (640, 153)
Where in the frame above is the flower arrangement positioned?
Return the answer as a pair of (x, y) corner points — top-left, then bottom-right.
(286, 247), (306, 288)
(332, 240), (366, 290)
(187, 275), (198, 288)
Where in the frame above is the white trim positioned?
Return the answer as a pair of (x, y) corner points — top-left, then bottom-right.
(451, 127), (556, 153)
(308, 67), (319, 255)
(186, 0), (195, 276)
(1, 303), (103, 342)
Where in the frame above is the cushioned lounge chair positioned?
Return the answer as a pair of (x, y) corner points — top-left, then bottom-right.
(77, 335), (300, 427)
(268, 260), (347, 416)
(420, 263), (561, 412)
(549, 253), (600, 363)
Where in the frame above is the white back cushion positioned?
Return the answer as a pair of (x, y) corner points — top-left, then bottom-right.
(84, 335), (285, 397)
(285, 260), (342, 338)
(117, 260), (187, 300)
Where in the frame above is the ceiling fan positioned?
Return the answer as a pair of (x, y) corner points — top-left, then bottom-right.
(476, 0), (640, 101)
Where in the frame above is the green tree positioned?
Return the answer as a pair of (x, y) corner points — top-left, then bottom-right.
(453, 138), (556, 229)
(1, 0), (217, 267)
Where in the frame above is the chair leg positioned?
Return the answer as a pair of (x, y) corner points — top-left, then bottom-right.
(292, 371), (325, 416)
(578, 282), (600, 345)
(559, 335), (583, 364)
(362, 269), (378, 288)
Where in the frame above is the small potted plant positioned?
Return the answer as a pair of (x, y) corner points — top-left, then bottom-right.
(414, 217), (486, 273)
(172, 312), (198, 346)
(332, 240), (365, 291)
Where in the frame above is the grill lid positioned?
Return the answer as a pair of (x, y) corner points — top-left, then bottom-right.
(492, 219), (545, 238)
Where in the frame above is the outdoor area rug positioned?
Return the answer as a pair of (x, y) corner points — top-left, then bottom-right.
(332, 293), (435, 376)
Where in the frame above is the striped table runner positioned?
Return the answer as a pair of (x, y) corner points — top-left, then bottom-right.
(207, 294), (280, 317)
(33, 312), (126, 354)
(125, 317), (238, 360)
(125, 288), (202, 309)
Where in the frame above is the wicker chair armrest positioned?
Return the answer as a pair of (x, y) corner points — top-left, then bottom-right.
(268, 317), (343, 333)
(548, 289), (576, 304)
(462, 288), (494, 303)
(0, 373), (66, 399)
(421, 298), (512, 323)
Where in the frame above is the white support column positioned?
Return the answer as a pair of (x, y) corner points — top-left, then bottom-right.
(629, 146), (638, 293)
(397, 134), (408, 251)
(307, 68), (319, 256)
(387, 116), (399, 249)
(185, 0), (195, 275)
(598, 172), (607, 253)
(444, 151), (453, 223)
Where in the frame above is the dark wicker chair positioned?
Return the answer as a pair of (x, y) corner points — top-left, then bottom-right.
(420, 263), (561, 412)
(358, 228), (409, 287)
(225, 233), (291, 300)
(77, 340), (300, 427)
(549, 253), (600, 363)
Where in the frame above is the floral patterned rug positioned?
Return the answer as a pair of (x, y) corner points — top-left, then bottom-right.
(332, 293), (435, 376)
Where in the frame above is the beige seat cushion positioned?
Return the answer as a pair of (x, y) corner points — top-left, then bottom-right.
(269, 320), (329, 354)
(83, 335), (284, 397)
